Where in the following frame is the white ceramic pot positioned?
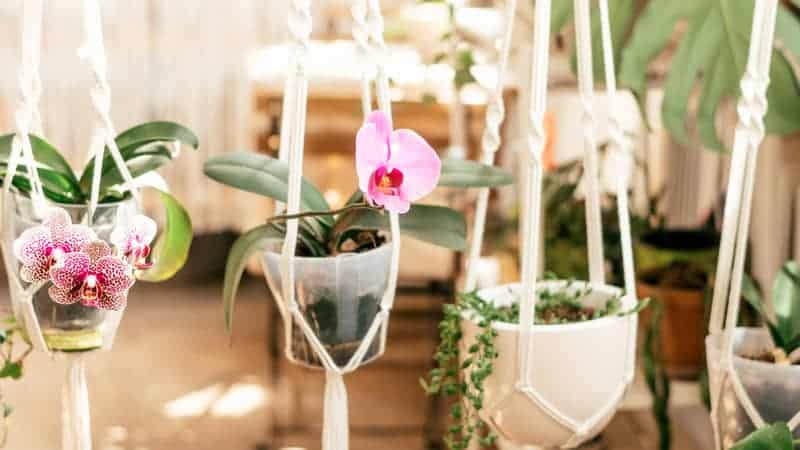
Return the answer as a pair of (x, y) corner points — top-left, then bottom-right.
(707, 328), (800, 449)
(262, 242), (392, 370)
(0, 193), (132, 352)
(461, 281), (637, 448)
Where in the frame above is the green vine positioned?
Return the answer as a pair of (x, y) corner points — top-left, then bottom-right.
(422, 281), (647, 449)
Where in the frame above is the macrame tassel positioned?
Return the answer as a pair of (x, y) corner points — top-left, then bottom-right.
(322, 371), (349, 450)
(62, 356), (92, 450)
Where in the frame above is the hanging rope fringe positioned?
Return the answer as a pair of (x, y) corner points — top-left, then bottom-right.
(323, 372), (349, 450)
(62, 355), (92, 450)
(706, 1), (783, 449)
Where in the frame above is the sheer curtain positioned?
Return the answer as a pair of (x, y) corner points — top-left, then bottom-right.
(0, 0), (290, 233)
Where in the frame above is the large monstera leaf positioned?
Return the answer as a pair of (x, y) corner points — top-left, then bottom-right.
(619, 0), (800, 151)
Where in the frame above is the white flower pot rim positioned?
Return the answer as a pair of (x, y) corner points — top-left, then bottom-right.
(263, 241), (391, 262)
(464, 280), (634, 333)
(717, 327), (800, 375)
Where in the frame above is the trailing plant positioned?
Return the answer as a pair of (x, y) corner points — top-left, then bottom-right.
(644, 301), (671, 450)
(731, 422), (800, 450)
(742, 261), (800, 364)
(421, 279), (648, 450)
(0, 121), (199, 281)
(0, 315), (34, 448)
(205, 111), (514, 332)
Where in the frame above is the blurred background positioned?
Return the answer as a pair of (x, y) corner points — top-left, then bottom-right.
(0, 0), (798, 449)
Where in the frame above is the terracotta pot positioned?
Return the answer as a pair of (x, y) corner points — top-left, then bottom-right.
(638, 281), (707, 379)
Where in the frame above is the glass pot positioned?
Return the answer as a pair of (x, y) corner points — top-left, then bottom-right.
(1, 193), (133, 352)
(262, 241), (392, 369)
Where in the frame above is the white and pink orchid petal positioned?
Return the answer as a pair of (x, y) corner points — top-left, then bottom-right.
(48, 285), (81, 305)
(368, 185), (411, 213)
(50, 252), (90, 290)
(20, 260), (50, 283)
(13, 226), (49, 266)
(83, 241), (112, 265)
(356, 124), (390, 193)
(133, 215), (157, 245)
(98, 292), (127, 311)
(94, 256), (134, 295)
(388, 129), (441, 202)
(53, 225), (95, 254)
(44, 208), (72, 238)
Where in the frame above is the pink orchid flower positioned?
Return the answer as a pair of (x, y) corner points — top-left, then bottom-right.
(49, 240), (135, 310)
(12, 208), (96, 284)
(356, 111), (441, 213)
(110, 205), (157, 270)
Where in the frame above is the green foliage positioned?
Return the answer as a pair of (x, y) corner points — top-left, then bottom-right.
(643, 301), (671, 450)
(422, 285), (646, 449)
(742, 261), (800, 355)
(439, 158), (514, 188)
(136, 189), (193, 282)
(0, 315), (33, 427)
(731, 422), (797, 450)
(0, 121), (198, 204)
(618, 0), (800, 151)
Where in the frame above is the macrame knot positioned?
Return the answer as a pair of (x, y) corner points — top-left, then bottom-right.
(736, 73), (768, 144)
(481, 97), (505, 155)
(14, 109), (32, 138)
(288, 0), (312, 58)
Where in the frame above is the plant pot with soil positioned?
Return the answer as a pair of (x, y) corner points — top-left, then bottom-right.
(636, 229), (719, 378)
(707, 262), (800, 449)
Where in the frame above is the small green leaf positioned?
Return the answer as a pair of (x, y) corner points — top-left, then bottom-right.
(0, 362), (22, 380)
(332, 204), (467, 250)
(95, 145), (173, 198)
(0, 164), (85, 203)
(222, 224), (284, 332)
(741, 274), (767, 322)
(204, 152), (332, 226)
(439, 158), (513, 188)
(3, 403), (13, 418)
(772, 261), (800, 354)
(137, 189), (193, 282)
(731, 422), (793, 450)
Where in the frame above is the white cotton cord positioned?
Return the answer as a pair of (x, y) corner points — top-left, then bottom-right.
(352, 0), (373, 116)
(4, 0), (47, 215)
(366, 0), (391, 116)
(573, 0), (605, 285)
(464, 0), (518, 292)
(517, 0), (551, 387)
(323, 372), (349, 450)
(79, 0), (141, 208)
(87, 132), (105, 225)
(61, 355), (92, 450)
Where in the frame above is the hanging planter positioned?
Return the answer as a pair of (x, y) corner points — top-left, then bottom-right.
(262, 242), (392, 368)
(459, 281), (641, 447)
(423, 0), (647, 448)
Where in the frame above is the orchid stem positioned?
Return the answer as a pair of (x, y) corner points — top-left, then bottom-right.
(266, 202), (381, 224)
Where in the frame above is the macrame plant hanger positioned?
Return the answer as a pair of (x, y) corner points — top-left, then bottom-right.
(706, 1), (786, 449)
(277, 1), (400, 450)
(463, 0), (638, 447)
(2, 1), (143, 449)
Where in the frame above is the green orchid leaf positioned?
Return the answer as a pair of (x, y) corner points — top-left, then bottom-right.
(771, 261), (800, 353)
(731, 422), (793, 450)
(742, 273), (767, 318)
(80, 121), (199, 193)
(0, 165), (85, 203)
(204, 152), (332, 225)
(332, 204), (467, 251)
(137, 189), (193, 282)
(0, 134), (78, 183)
(95, 145), (173, 198)
(620, 1), (800, 150)
(222, 224), (284, 332)
(439, 158), (513, 188)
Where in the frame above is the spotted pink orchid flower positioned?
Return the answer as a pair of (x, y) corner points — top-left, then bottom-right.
(12, 208), (96, 284)
(356, 111), (441, 213)
(110, 206), (157, 270)
(48, 240), (135, 310)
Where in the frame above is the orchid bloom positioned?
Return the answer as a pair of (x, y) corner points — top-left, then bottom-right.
(48, 240), (135, 310)
(12, 208), (96, 284)
(110, 204), (157, 270)
(356, 111), (440, 213)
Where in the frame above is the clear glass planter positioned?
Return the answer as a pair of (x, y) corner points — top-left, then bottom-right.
(708, 328), (800, 449)
(262, 242), (392, 369)
(1, 193), (133, 352)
